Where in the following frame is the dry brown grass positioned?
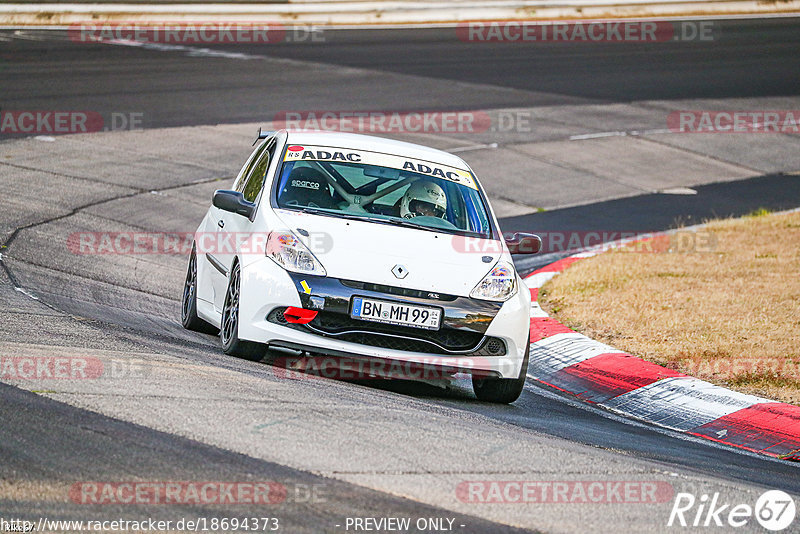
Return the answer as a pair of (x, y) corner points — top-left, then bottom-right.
(539, 209), (800, 405)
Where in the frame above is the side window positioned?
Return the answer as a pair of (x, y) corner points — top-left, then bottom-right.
(234, 143), (268, 192)
(241, 140), (277, 203)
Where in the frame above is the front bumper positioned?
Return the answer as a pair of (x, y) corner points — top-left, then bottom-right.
(237, 257), (531, 378)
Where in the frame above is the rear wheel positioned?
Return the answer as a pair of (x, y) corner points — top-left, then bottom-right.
(181, 247), (218, 334)
(472, 336), (529, 404)
(220, 262), (265, 361)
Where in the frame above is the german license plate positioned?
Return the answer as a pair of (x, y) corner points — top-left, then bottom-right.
(350, 296), (441, 330)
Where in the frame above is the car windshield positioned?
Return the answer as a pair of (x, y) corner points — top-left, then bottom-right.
(273, 145), (493, 238)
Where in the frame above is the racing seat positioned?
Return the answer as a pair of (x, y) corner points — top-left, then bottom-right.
(280, 167), (334, 209)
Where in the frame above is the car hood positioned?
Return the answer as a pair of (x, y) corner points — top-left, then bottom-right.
(275, 210), (505, 297)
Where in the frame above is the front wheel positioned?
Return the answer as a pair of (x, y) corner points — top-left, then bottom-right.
(472, 336), (529, 404)
(220, 262), (265, 361)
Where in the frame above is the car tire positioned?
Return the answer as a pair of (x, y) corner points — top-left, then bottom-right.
(472, 335), (529, 404)
(220, 262), (265, 361)
(181, 246), (219, 335)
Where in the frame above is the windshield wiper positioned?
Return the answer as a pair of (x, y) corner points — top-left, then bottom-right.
(374, 217), (435, 231)
(363, 216), (454, 236)
(297, 207), (374, 222)
(296, 207), (440, 234)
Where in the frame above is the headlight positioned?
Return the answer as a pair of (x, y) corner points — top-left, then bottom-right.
(470, 261), (517, 302)
(265, 231), (326, 276)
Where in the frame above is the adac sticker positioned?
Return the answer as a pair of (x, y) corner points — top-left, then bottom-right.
(283, 144), (476, 190)
(401, 160), (475, 188)
(285, 145), (362, 163)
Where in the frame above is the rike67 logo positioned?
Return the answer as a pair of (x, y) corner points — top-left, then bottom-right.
(668, 490), (796, 531)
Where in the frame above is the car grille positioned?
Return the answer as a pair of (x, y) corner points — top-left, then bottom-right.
(267, 308), (506, 356)
(339, 280), (458, 301)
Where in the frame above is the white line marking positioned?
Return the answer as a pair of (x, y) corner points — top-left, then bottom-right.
(14, 286), (39, 300)
(572, 251), (598, 259)
(603, 377), (770, 432)
(11, 30), (52, 41)
(98, 38), (264, 60)
(529, 333), (624, 379)
(659, 187), (697, 195)
(524, 270), (556, 289)
(449, 142), (498, 153)
(570, 131), (627, 141)
(570, 128), (673, 141)
(641, 128), (673, 135)
(529, 301), (548, 318)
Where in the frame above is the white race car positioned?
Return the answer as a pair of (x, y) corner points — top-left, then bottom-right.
(181, 130), (540, 403)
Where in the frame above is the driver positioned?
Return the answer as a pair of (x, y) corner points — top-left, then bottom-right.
(399, 181), (447, 219)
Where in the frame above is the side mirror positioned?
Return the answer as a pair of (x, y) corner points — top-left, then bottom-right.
(505, 232), (541, 254)
(213, 190), (256, 219)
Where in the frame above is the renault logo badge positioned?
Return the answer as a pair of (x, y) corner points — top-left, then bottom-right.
(392, 264), (408, 279)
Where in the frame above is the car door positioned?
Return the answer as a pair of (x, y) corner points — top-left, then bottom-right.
(211, 138), (276, 311)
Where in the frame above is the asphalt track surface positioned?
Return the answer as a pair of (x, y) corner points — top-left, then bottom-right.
(1, 17), (800, 533)
(2, 19), (799, 128)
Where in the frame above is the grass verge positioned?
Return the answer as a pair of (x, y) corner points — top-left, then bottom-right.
(539, 209), (800, 405)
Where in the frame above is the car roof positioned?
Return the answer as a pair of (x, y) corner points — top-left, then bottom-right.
(283, 130), (471, 172)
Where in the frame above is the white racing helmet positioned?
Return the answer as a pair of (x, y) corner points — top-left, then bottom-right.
(400, 180), (447, 219)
